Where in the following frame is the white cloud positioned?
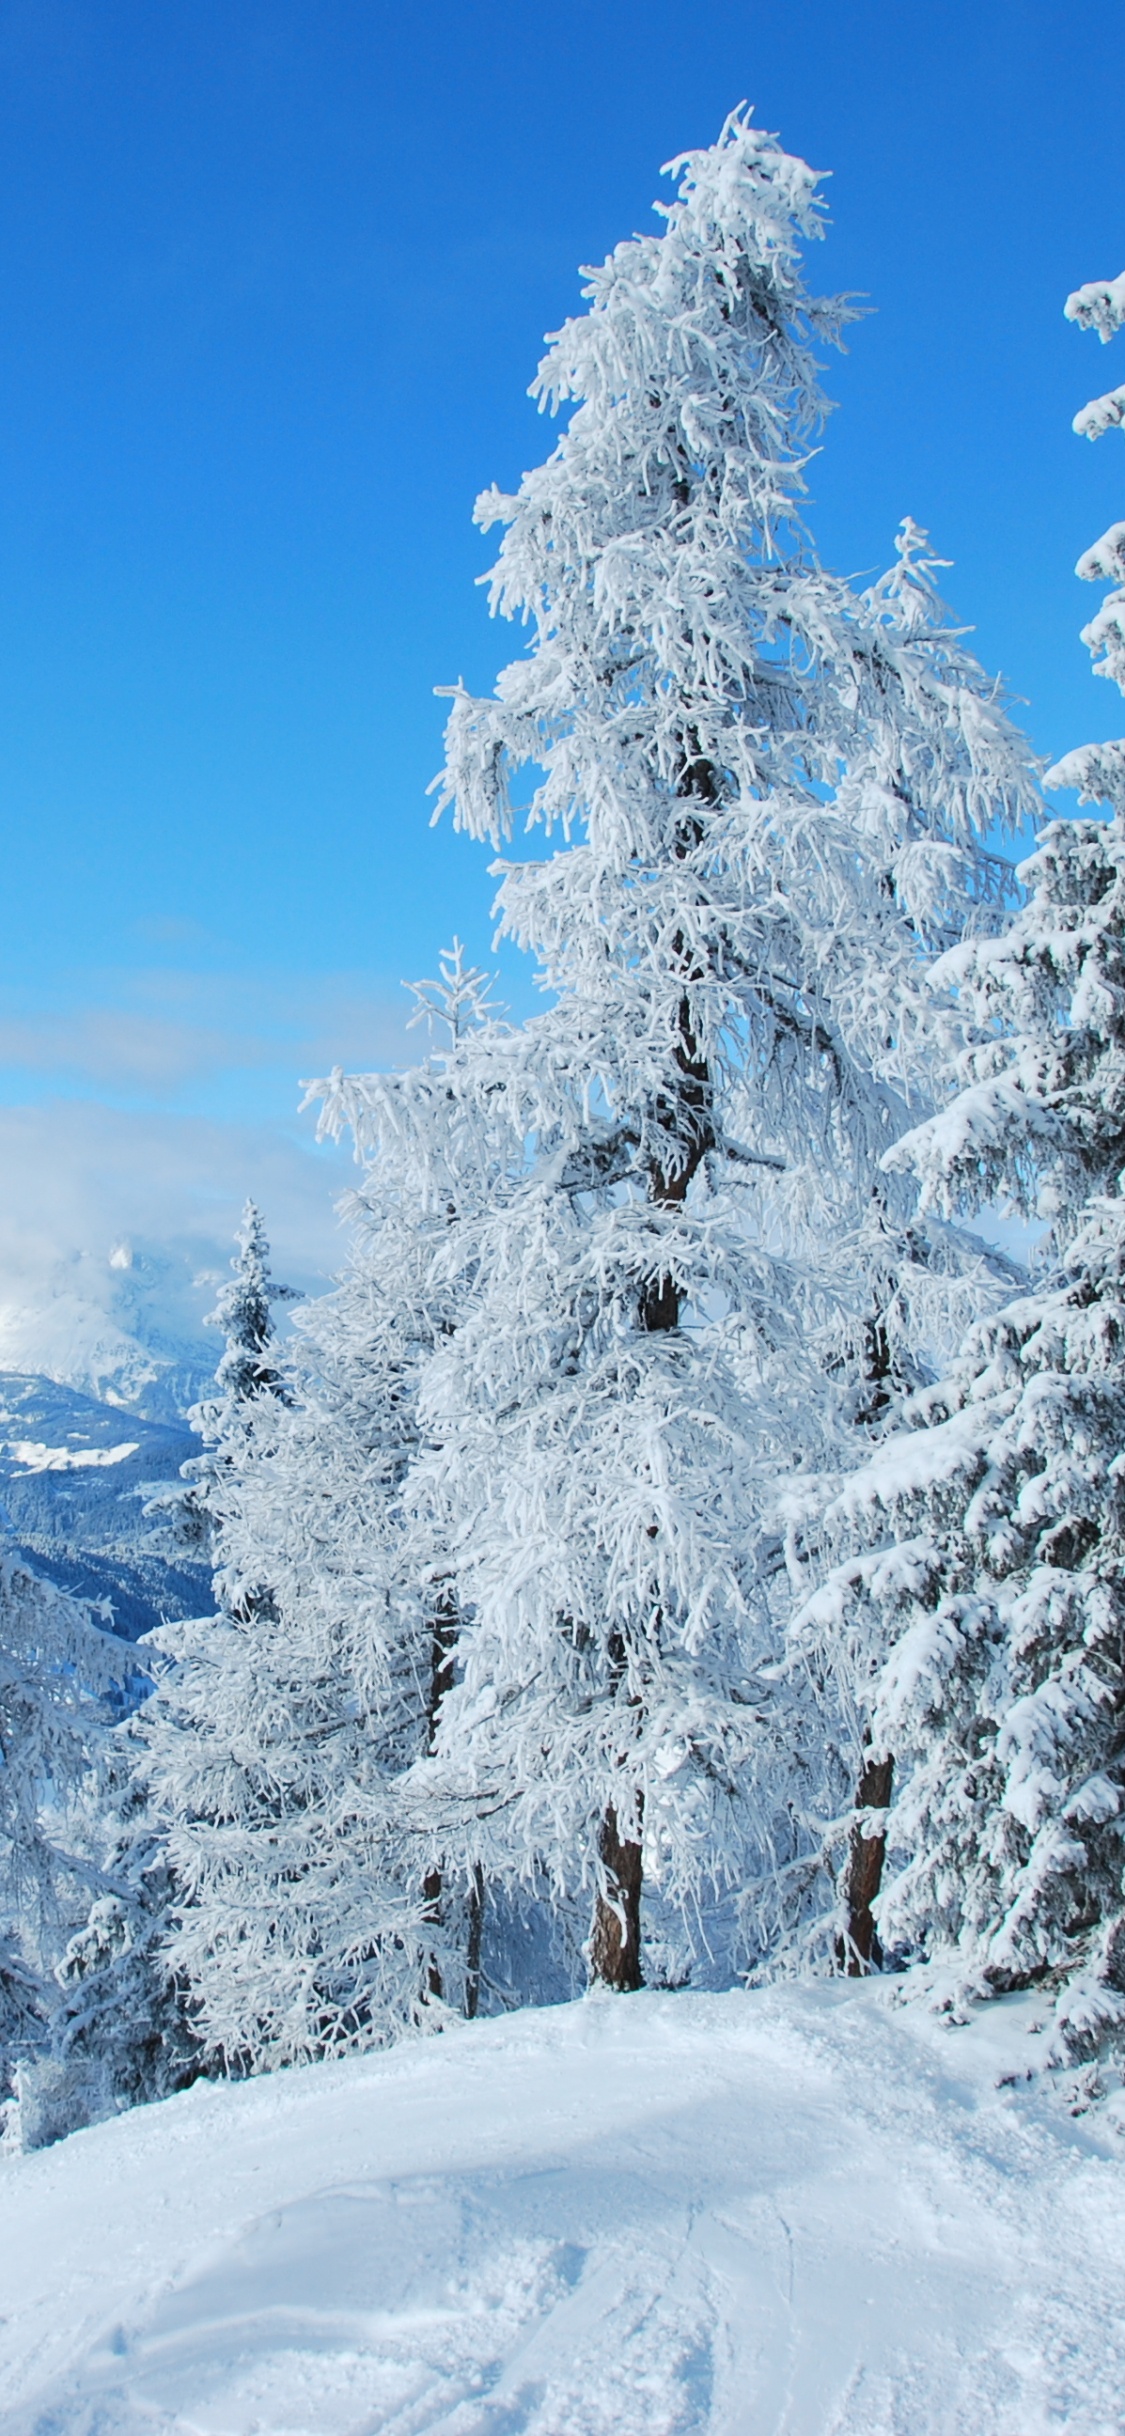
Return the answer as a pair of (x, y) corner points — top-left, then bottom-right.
(0, 1008), (262, 1089)
(0, 1098), (357, 1413)
(0, 1098), (349, 1275)
(0, 970), (416, 1101)
(0, 958), (442, 1412)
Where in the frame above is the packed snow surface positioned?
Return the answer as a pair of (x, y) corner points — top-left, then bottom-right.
(1, 1983), (1121, 2435)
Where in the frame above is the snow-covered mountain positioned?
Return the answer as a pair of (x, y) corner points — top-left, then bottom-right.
(1, 1981), (1121, 2434)
(0, 1373), (210, 1641)
(0, 1233), (286, 1636)
(0, 1238), (218, 1424)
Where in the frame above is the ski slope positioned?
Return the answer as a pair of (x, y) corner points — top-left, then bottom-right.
(0, 1981), (1121, 2435)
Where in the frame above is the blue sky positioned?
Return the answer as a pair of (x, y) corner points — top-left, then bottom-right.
(1, 0), (1124, 1301)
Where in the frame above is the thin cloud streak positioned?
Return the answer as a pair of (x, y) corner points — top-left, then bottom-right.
(0, 969), (417, 1101)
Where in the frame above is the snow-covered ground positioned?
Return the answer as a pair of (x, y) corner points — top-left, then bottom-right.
(1, 1983), (1121, 2436)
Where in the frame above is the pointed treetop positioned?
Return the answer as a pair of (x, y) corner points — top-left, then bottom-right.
(404, 940), (503, 1047)
(208, 1201), (295, 1406)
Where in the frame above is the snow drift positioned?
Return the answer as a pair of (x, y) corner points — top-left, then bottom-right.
(0, 1982), (1121, 2435)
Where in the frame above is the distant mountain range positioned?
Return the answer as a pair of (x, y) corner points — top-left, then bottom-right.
(0, 1372), (211, 1641)
(0, 1224), (331, 1640)
(0, 1237), (221, 1425)
(0, 1238), (219, 1637)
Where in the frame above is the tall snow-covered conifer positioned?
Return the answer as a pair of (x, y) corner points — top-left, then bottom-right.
(138, 973), (512, 2066)
(47, 1207), (299, 2122)
(347, 109), (1039, 1986)
(795, 262), (1125, 2065)
(148, 1200), (295, 1598)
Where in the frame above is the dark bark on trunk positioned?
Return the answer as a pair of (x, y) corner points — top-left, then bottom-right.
(465, 1863), (484, 2020)
(636, 988), (713, 1328)
(845, 1220), (901, 1950)
(590, 1804), (644, 1989)
(422, 1590), (459, 2002)
(854, 1307), (894, 1427)
(593, 749), (717, 1980)
(838, 1748), (894, 1974)
(423, 1864), (444, 2002)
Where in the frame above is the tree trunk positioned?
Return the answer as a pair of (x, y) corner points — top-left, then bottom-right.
(854, 1305), (894, 1426)
(590, 1804), (644, 1989)
(838, 1747), (893, 1974)
(844, 1209), (899, 1963)
(597, 760), (716, 1984)
(423, 1865), (444, 2001)
(422, 1589), (459, 2002)
(465, 1863), (484, 2020)
(636, 990), (714, 1330)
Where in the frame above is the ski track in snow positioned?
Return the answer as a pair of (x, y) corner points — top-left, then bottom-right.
(0, 1983), (1121, 2436)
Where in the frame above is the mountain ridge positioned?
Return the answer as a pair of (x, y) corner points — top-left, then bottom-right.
(0, 1372), (210, 1642)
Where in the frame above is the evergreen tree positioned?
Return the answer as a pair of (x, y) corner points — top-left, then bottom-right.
(0, 1546), (122, 2144)
(136, 969), (509, 2067)
(396, 109), (1038, 1986)
(795, 261), (1125, 2067)
(30, 1742), (199, 2144)
(57, 1204), (299, 2107)
(133, 111), (1038, 2062)
(146, 1199), (295, 1595)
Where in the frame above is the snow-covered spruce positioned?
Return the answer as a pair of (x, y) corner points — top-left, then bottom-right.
(0, 1546), (123, 2143)
(136, 1015), (512, 2071)
(46, 1203), (304, 2110)
(885, 813), (1125, 1244)
(145, 1199), (296, 1593)
(797, 1203), (1125, 2054)
(794, 264), (1125, 2062)
(42, 1770), (198, 2139)
(321, 109), (1037, 1988)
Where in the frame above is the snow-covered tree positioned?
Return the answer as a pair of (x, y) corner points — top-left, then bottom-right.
(0, 1546), (122, 2141)
(147, 1200), (295, 1595)
(52, 1202), (304, 2109)
(794, 262), (1125, 2065)
(135, 961), (511, 2069)
(25, 1740), (198, 2144)
(138, 111), (1037, 2060)
(358, 108), (1039, 1986)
